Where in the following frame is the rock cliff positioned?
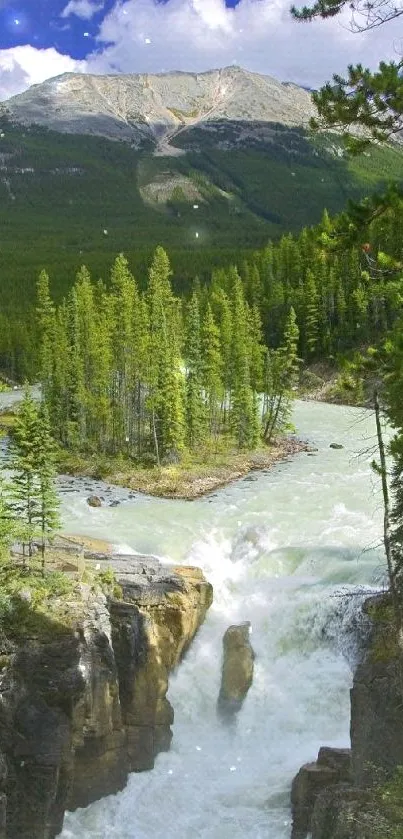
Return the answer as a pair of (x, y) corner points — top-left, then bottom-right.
(0, 555), (213, 839)
(1, 66), (316, 149)
(290, 593), (403, 839)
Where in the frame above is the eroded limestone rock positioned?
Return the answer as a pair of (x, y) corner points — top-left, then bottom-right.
(0, 556), (213, 839)
(291, 592), (403, 839)
(217, 621), (254, 720)
(311, 787), (388, 839)
(291, 748), (352, 839)
(350, 594), (403, 787)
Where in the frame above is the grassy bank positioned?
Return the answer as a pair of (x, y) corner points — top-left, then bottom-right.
(0, 538), (123, 649)
(56, 437), (308, 500)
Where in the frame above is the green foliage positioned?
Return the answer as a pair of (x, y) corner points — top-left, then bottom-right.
(263, 307), (301, 443)
(97, 568), (123, 600)
(98, 568), (114, 586)
(308, 63), (403, 149)
(185, 293), (206, 449)
(38, 241), (321, 460)
(6, 388), (61, 563)
(0, 559), (75, 642)
(329, 356), (365, 404)
(0, 119), (402, 379)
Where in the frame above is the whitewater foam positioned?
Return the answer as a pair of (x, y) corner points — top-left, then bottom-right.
(58, 401), (384, 839)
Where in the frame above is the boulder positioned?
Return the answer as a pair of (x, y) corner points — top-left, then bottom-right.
(329, 443), (344, 450)
(87, 495), (102, 508)
(291, 748), (352, 839)
(217, 622), (254, 720)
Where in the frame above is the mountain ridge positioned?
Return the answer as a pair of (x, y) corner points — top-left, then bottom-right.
(0, 63), (402, 361)
(1, 66), (316, 151)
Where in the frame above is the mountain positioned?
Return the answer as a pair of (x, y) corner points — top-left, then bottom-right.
(2, 66), (316, 151)
(0, 65), (402, 324)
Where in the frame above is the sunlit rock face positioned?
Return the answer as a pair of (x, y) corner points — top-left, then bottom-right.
(217, 621), (255, 721)
(291, 593), (403, 839)
(1, 66), (316, 149)
(0, 556), (213, 839)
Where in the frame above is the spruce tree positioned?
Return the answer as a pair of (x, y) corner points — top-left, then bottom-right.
(35, 403), (61, 569)
(110, 254), (138, 452)
(52, 301), (71, 445)
(146, 247), (185, 461)
(185, 293), (206, 450)
(36, 270), (56, 405)
(303, 270), (319, 358)
(230, 276), (259, 450)
(201, 303), (223, 440)
(263, 307), (300, 443)
(211, 287), (232, 432)
(8, 387), (42, 559)
(0, 477), (15, 560)
(66, 286), (87, 448)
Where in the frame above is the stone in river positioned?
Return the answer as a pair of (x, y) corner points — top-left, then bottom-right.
(87, 495), (102, 508)
(217, 622), (255, 722)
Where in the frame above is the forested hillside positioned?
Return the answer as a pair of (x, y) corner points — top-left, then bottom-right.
(1, 114), (403, 379)
(32, 195), (403, 469)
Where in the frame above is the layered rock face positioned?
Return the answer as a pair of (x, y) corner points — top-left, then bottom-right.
(291, 748), (352, 839)
(290, 593), (403, 839)
(1, 66), (316, 148)
(350, 596), (403, 787)
(217, 621), (255, 721)
(0, 556), (213, 839)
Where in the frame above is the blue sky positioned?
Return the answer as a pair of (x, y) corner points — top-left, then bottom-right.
(1, 0), (119, 57)
(0, 0), (399, 100)
(0, 0), (241, 57)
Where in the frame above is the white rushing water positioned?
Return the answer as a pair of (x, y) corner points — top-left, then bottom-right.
(55, 400), (385, 839)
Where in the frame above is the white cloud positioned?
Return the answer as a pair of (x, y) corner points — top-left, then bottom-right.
(86, 0), (403, 88)
(0, 46), (85, 100)
(0, 0), (401, 102)
(61, 0), (104, 19)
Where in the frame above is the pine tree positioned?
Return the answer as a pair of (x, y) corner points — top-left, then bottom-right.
(211, 287), (232, 431)
(248, 304), (265, 393)
(52, 301), (71, 445)
(0, 477), (15, 560)
(36, 270), (56, 405)
(184, 293), (206, 450)
(66, 286), (87, 448)
(201, 303), (223, 440)
(230, 275), (259, 449)
(92, 283), (113, 452)
(303, 269), (319, 358)
(146, 247), (185, 461)
(263, 307), (300, 443)
(110, 254), (138, 452)
(8, 387), (42, 559)
(156, 346), (186, 457)
(35, 403), (61, 569)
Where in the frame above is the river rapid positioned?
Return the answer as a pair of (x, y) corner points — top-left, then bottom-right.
(52, 400), (386, 839)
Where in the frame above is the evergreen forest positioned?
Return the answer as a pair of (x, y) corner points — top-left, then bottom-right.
(30, 190), (403, 466)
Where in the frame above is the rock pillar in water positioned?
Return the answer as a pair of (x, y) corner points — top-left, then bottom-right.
(217, 621), (254, 721)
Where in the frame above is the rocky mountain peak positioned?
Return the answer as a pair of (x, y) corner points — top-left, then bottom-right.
(0, 66), (316, 150)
